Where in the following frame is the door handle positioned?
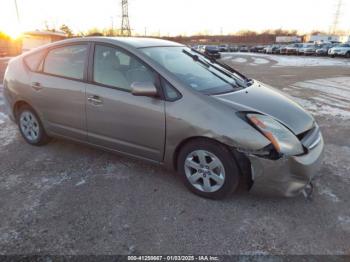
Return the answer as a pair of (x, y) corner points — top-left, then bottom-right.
(31, 82), (42, 91)
(87, 95), (103, 105)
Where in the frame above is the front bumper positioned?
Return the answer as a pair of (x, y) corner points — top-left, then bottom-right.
(286, 49), (297, 54)
(329, 51), (346, 56)
(248, 133), (324, 197)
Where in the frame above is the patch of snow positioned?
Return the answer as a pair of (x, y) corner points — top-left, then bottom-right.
(338, 216), (350, 231)
(251, 57), (270, 65)
(290, 97), (318, 111)
(323, 144), (350, 179)
(0, 122), (17, 147)
(292, 78), (350, 100)
(232, 57), (247, 63)
(0, 112), (7, 124)
(0, 84), (4, 106)
(286, 77), (350, 119)
(75, 179), (86, 186)
(226, 52), (350, 67)
(318, 186), (340, 202)
(338, 216), (350, 224)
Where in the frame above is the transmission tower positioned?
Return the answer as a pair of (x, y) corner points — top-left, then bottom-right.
(121, 0), (131, 36)
(331, 0), (342, 34)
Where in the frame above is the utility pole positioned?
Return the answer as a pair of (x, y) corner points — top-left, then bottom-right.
(110, 16), (114, 36)
(331, 0), (342, 34)
(121, 0), (131, 36)
(14, 0), (20, 23)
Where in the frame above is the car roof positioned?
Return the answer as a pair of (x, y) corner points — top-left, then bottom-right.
(48, 37), (184, 49)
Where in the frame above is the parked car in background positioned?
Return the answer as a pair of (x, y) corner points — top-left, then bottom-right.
(262, 46), (270, 53)
(315, 43), (335, 56)
(3, 37), (324, 199)
(328, 43), (350, 58)
(203, 45), (221, 59)
(239, 46), (249, 52)
(285, 43), (302, 55)
(218, 44), (229, 52)
(265, 45), (280, 54)
(250, 45), (265, 53)
(298, 43), (317, 56)
(229, 45), (239, 52)
(279, 45), (288, 55)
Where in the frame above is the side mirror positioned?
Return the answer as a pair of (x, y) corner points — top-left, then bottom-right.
(131, 82), (158, 97)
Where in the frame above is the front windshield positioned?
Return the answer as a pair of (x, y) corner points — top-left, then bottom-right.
(140, 46), (246, 95)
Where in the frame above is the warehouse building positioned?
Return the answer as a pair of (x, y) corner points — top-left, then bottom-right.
(22, 31), (67, 53)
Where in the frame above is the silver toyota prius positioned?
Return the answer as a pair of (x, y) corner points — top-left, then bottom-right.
(3, 37), (324, 199)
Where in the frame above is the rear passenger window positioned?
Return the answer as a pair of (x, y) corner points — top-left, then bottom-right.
(43, 45), (87, 80)
(24, 50), (46, 71)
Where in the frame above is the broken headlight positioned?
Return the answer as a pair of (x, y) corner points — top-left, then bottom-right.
(247, 113), (304, 156)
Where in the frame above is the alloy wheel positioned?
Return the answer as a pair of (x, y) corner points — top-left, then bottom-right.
(19, 111), (40, 142)
(184, 150), (225, 193)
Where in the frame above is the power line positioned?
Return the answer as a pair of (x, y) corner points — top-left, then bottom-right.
(121, 0), (131, 36)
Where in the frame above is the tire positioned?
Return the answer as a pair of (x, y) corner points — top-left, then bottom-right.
(177, 139), (240, 199)
(17, 105), (51, 146)
(346, 52), (350, 59)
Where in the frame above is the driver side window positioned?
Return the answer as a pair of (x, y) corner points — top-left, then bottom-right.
(93, 45), (155, 91)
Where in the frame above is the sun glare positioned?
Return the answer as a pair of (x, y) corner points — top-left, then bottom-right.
(4, 25), (23, 39)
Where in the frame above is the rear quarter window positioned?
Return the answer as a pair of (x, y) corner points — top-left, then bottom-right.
(23, 50), (46, 71)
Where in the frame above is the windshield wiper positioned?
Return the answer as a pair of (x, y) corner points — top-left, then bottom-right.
(189, 48), (253, 86)
(182, 49), (239, 89)
(182, 49), (210, 68)
(183, 49), (244, 88)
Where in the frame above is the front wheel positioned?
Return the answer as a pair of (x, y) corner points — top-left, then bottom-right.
(346, 52), (350, 58)
(18, 105), (51, 146)
(177, 139), (240, 199)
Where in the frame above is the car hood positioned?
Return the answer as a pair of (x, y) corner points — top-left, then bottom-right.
(214, 81), (314, 135)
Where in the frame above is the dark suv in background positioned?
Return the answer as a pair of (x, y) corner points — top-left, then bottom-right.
(204, 45), (221, 59)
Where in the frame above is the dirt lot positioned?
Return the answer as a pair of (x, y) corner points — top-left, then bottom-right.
(0, 53), (350, 255)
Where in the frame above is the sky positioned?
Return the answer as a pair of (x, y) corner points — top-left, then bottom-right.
(0, 0), (349, 38)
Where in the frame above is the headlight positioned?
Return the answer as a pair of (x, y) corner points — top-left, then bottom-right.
(247, 114), (304, 156)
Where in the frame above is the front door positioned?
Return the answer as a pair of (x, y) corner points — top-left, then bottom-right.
(86, 44), (165, 161)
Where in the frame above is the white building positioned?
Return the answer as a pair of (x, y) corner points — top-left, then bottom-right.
(305, 34), (339, 43)
(276, 36), (302, 43)
(22, 31), (67, 53)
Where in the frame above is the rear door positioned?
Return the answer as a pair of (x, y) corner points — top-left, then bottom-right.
(30, 44), (89, 141)
(85, 44), (165, 161)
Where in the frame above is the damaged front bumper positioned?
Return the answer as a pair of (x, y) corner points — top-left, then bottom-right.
(247, 133), (324, 197)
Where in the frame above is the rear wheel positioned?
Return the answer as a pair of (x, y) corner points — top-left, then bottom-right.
(18, 105), (51, 146)
(346, 52), (350, 58)
(177, 139), (240, 199)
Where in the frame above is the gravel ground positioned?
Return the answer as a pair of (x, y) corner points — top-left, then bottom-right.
(0, 53), (350, 255)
